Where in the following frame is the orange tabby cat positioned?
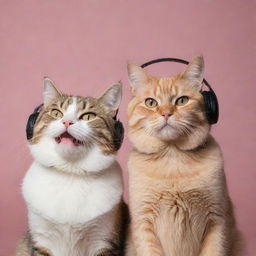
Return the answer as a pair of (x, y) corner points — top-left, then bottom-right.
(126, 55), (243, 256)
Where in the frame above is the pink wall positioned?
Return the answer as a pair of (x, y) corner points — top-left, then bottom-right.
(0, 0), (255, 255)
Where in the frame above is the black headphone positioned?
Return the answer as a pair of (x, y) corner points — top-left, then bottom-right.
(141, 58), (219, 124)
(26, 104), (43, 141)
(26, 104), (124, 151)
(112, 111), (125, 151)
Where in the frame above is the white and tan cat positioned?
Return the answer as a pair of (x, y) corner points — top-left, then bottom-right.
(17, 79), (128, 256)
(126, 55), (243, 256)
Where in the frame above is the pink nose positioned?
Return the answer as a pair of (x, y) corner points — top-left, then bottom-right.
(63, 121), (73, 127)
(162, 112), (171, 120)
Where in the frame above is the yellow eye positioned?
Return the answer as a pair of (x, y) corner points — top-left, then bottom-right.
(50, 109), (63, 119)
(175, 96), (189, 106)
(81, 112), (96, 121)
(145, 98), (158, 108)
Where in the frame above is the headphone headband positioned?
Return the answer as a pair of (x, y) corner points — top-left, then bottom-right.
(141, 57), (214, 92)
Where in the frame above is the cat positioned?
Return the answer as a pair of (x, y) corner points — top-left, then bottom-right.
(16, 78), (128, 256)
(125, 55), (243, 256)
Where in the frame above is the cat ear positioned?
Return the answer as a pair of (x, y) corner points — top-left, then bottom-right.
(43, 77), (61, 106)
(182, 55), (204, 89)
(99, 82), (122, 117)
(127, 62), (149, 91)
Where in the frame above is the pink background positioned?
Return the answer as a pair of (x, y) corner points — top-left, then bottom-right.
(0, 0), (255, 255)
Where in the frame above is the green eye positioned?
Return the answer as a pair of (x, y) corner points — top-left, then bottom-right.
(175, 96), (189, 106)
(145, 98), (158, 108)
(81, 112), (96, 121)
(50, 109), (63, 119)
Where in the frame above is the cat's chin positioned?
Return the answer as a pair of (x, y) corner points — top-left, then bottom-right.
(52, 131), (92, 160)
(55, 142), (87, 161)
(155, 125), (180, 142)
(29, 136), (116, 174)
(54, 133), (88, 160)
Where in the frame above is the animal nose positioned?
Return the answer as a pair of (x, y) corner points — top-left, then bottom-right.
(161, 111), (172, 120)
(63, 121), (73, 127)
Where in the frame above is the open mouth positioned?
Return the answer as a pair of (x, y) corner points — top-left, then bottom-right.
(55, 132), (83, 146)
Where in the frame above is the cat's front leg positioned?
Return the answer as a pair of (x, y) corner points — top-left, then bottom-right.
(200, 222), (243, 256)
(199, 224), (227, 256)
(132, 214), (163, 256)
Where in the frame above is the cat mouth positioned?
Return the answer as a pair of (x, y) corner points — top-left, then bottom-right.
(55, 132), (83, 146)
(158, 122), (172, 131)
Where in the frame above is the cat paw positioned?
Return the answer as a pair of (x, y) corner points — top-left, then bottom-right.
(32, 246), (52, 256)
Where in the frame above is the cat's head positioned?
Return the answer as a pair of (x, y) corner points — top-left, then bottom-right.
(29, 78), (122, 174)
(127, 55), (210, 153)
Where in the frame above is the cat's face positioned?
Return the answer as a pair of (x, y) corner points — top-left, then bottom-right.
(29, 79), (122, 174)
(127, 55), (210, 153)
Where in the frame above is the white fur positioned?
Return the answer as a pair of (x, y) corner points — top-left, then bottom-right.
(22, 96), (124, 255)
(22, 159), (123, 256)
(62, 97), (77, 122)
(22, 161), (123, 224)
(29, 137), (115, 174)
(22, 89), (123, 256)
(27, 210), (116, 256)
(30, 98), (116, 174)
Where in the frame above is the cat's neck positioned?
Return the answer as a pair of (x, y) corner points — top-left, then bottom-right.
(128, 123), (211, 155)
(133, 134), (217, 160)
(34, 161), (116, 178)
(130, 135), (222, 179)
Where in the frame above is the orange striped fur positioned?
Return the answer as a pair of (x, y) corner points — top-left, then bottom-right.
(126, 55), (243, 256)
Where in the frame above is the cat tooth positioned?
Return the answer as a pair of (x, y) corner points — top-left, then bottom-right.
(73, 138), (79, 146)
(55, 137), (61, 143)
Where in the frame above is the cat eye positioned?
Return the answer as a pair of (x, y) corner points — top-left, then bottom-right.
(175, 96), (189, 106)
(145, 98), (158, 108)
(50, 109), (63, 119)
(80, 112), (96, 121)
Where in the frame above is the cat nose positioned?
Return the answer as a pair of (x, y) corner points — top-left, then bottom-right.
(161, 111), (172, 120)
(63, 121), (73, 127)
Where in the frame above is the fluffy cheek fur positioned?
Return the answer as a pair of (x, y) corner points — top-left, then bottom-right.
(29, 121), (115, 175)
(128, 98), (210, 152)
(41, 120), (92, 159)
(128, 101), (166, 154)
(172, 109), (210, 150)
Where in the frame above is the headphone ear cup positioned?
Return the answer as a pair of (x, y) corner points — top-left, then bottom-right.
(26, 112), (40, 140)
(202, 91), (219, 124)
(113, 120), (124, 151)
(26, 104), (43, 140)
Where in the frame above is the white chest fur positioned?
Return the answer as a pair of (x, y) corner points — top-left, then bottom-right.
(22, 161), (123, 224)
